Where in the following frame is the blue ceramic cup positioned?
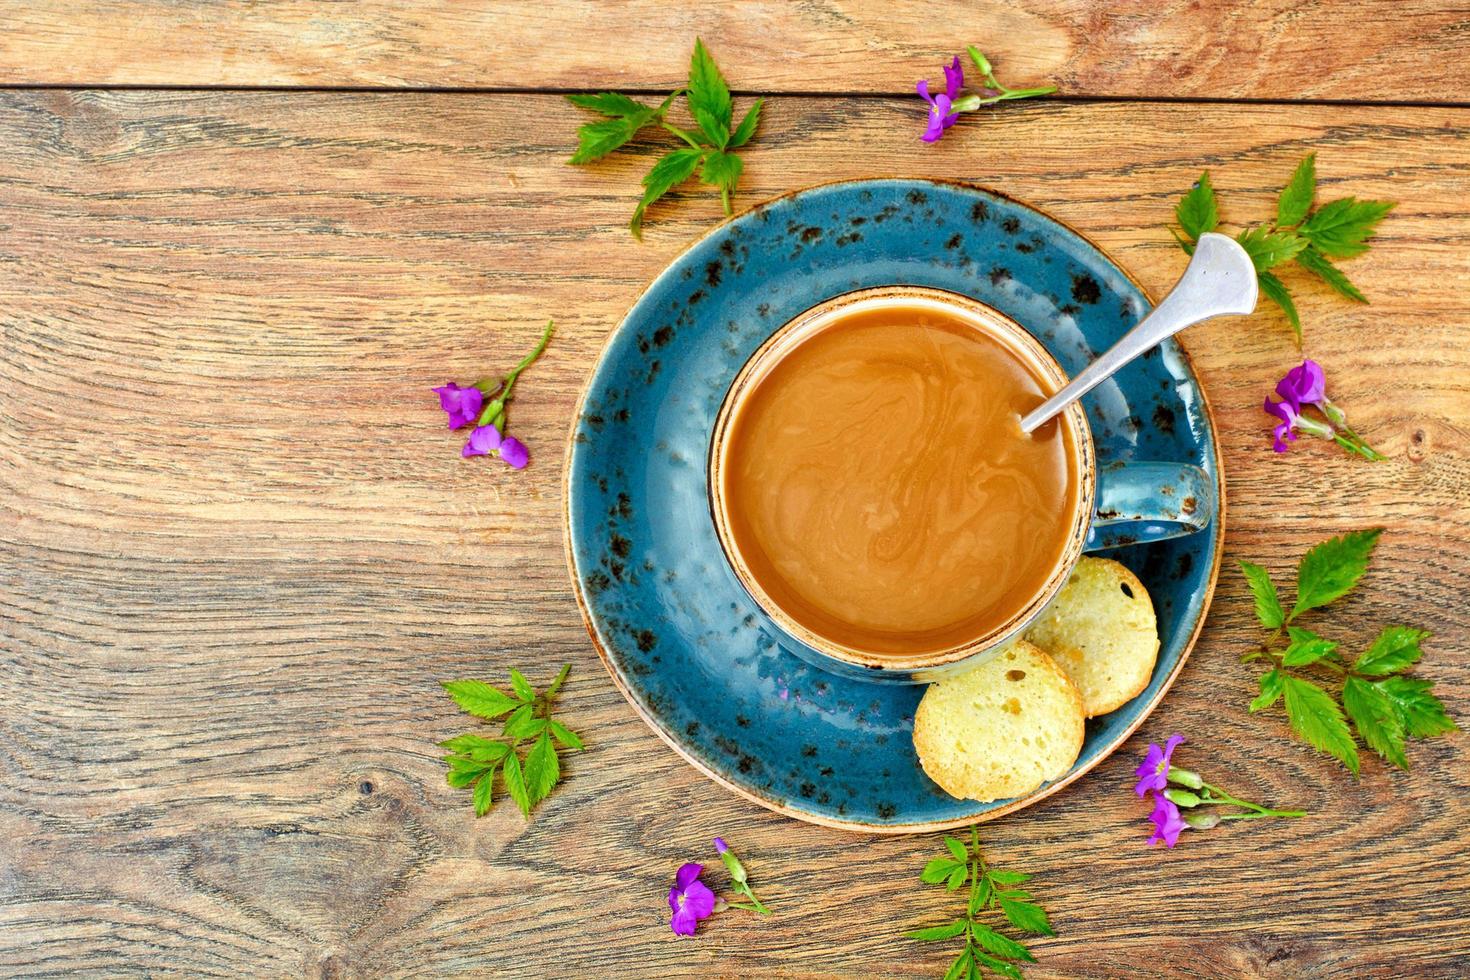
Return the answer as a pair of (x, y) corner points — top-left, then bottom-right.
(708, 286), (1215, 683)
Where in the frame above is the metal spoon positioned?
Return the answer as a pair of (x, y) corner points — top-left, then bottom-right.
(1021, 232), (1258, 434)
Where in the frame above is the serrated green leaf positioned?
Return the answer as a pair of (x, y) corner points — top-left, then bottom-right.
(1236, 226), (1308, 272)
(1238, 560), (1285, 628)
(438, 733), (507, 758)
(1353, 626), (1429, 676)
(523, 731), (560, 808)
(700, 150), (743, 215)
(441, 679), (521, 719)
(630, 147), (704, 237)
(943, 948), (972, 980)
(986, 870), (1030, 886)
(444, 754), (496, 788)
(946, 865), (969, 891)
(1256, 270), (1301, 341)
(972, 951), (1024, 980)
(568, 116), (645, 165)
(1301, 198), (1394, 258)
(501, 703), (533, 738)
(504, 712), (547, 741)
(1175, 172), (1218, 242)
(688, 38), (733, 137)
(472, 769), (495, 816)
(1250, 669), (1286, 713)
(1277, 153), (1317, 227)
(1283, 675), (1359, 775)
(971, 923), (1035, 962)
(692, 106), (728, 148)
(509, 669), (536, 701)
(1292, 528), (1382, 618)
(906, 920), (969, 942)
(1343, 676), (1408, 770)
(547, 719), (584, 750)
(921, 858), (962, 884)
(976, 875), (993, 911)
(1282, 626), (1339, 666)
(944, 837), (968, 862)
(729, 98), (764, 148)
(502, 749), (531, 816)
(1296, 246), (1368, 303)
(1377, 676), (1458, 738)
(565, 91), (654, 119)
(998, 897), (1054, 936)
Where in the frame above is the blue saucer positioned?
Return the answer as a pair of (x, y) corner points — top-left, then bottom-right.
(565, 179), (1222, 832)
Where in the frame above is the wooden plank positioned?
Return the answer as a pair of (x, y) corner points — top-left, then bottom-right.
(1, 91), (1467, 977)
(1, 1), (1469, 103)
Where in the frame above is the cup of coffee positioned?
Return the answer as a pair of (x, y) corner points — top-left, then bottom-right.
(708, 285), (1215, 683)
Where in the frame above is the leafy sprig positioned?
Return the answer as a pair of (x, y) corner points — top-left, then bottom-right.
(1173, 154), (1394, 341)
(1240, 531), (1455, 774)
(439, 665), (583, 817)
(908, 827), (1054, 979)
(567, 39), (763, 237)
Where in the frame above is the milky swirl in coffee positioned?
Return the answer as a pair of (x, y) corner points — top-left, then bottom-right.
(721, 303), (1079, 657)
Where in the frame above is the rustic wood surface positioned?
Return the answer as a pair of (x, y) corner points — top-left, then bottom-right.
(2, 6), (1469, 978)
(2, 0), (1470, 101)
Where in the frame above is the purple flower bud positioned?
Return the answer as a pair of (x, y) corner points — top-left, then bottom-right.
(713, 837), (728, 855)
(433, 382), (484, 430)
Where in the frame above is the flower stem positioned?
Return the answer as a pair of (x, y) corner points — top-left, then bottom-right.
(661, 123), (705, 150)
(498, 320), (556, 404)
(1200, 782), (1306, 819)
(734, 881), (771, 915)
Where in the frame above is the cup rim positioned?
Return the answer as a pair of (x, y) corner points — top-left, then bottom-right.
(707, 284), (1097, 674)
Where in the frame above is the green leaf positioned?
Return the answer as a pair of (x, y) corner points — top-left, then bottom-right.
(1292, 528), (1382, 618)
(568, 116), (647, 165)
(502, 749), (531, 816)
(1353, 626), (1429, 676)
(1377, 676), (1457, 738)
(972, 951), (1024, 980)
(729, 98), (764, 148)
(944, 837), (968, 862)
(906, 920), (968, 942)
(1238, 560), (1285, 629)
(943, 949), (972, 980)
(1282, 676), (1359, 775)
(921, 858), (962, 884)
(1236, 226), (1307, 272)
(630, 147), (704, 237)
(687, 38), (733, 138)
(1281, 626), (1339, 667)
(439, 734), (512, 763)
(509, 669), (536, 702)
(1296, 246), (1368, 303)
(998, 897), (1054, 936)
(971, 923), (1035, 962)
(544, 663), (572, 698)
(974, 876), (993, 913)
(472, 769), (495, 816)
(692, 107), (728, 148)
(565, 91), (654, 119)
(523, 731), (561, 808)
(1175, 172), (1218, 242)
(1300, 198), (1394, 258)
(503, 707), (547, 741)
(1250, 669), (1286, 713)
(1343, 676), (1408, 770)
(1170, 227), (1196, 256)
(700, 150), (743, 214)
(1256, 271), (1301, 341)
(986, 870), (1030, 886)
(1277, 153), (1317, 227)
(547, 719), (584, 750)
(441, 679), (521, 719)
(444, 754), (495, 788)
(946, 865), (969, 891)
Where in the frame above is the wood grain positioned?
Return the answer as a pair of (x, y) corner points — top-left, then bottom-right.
(1, 1), (1469, 103)
(2, 90), (1468, 977)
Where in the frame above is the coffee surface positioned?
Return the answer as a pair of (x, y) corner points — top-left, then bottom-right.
(721, 303), (1079, 657)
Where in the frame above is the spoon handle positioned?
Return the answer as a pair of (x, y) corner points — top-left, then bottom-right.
(1020, 232), (1258, 434)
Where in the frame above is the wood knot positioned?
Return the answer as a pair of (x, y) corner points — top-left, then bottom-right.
(1407, 427), (1429, 463)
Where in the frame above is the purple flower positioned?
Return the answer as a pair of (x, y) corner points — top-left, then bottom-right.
(462, 424), (503, 458)
(917, 56), (964, 142)
(1147, 794), (1186, 847)
(1276, 359), (1326, 408)
(668, 862), (716, 936)
(499, 436), (529, 469)
(432, 382), (484, 430)
(1263, 397), (1304, 453)
(1134, 734), (1185, 797)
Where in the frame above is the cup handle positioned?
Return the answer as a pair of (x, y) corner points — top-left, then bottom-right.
(1085, 461), (1216, 551)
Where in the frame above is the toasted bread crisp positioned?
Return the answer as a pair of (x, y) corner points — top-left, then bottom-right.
(913, 640), (1085, 803)
(1024, 556), (1160, 718)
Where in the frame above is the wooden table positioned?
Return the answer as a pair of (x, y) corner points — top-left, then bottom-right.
(2, 3), (1468, 976)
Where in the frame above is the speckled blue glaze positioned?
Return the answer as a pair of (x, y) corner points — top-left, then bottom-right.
(566, 180), (1222, 831)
